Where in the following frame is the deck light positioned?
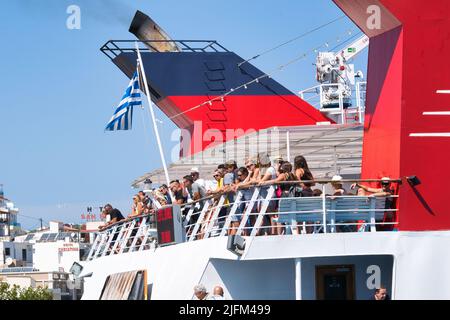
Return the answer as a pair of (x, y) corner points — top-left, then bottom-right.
(406, 175), (421, 187)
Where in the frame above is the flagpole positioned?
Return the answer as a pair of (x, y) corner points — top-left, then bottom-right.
(135, 42), (173, 200)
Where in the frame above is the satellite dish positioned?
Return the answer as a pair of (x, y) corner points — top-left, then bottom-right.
(5, 257), (13, 266)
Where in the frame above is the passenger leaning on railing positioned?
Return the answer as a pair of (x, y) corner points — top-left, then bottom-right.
(130, 194), (144, 218)
(183, 175), (207, 230)
(352, 177), (393, 197)
(99, 204), (125, 231)
(222, 160), (239, 215)
(169, 180), (187, 205)
(330, 175), (346, 196)
(293, 155), (315, 197)
(228, 166), (253, 235)
(352, 177), (395, 231)
(256, 153), (278, 236)
(183, 175), (207, 206)
(196, 168), (224, 239)
(259, 161), (298, 235)
(99, 204), (125, 253)
(158, 184), (172, 205)
(199, 162), (237, 238)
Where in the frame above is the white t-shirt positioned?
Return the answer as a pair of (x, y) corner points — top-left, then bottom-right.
(204, 179), (218, 191)
(195, 178), (206, 189)
(261, 166), (277, 180)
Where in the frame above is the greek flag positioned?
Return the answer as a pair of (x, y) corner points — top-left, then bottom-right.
(105, 70), (142, 131)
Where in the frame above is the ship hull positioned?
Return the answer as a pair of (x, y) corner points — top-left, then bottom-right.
(80, 231), (450, 300)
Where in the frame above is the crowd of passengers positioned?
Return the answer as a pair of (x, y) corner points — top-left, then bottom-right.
(99, 153), (395, 236)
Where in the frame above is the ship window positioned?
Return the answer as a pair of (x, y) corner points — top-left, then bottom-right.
(5, 248), (10, 256)
(22, 249), (26, 261)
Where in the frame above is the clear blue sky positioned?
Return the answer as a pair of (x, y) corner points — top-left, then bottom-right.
(0, 0), (367, 229)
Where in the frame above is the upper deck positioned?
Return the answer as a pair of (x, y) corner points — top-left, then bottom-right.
(86, 178), (399, 261)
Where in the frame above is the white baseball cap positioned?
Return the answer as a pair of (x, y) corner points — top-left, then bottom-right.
(331, 175), (343, 182)
(190, 167), (200, 173)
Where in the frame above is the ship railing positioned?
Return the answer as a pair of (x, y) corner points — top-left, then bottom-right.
(183, 179), (399, 240)
(86, 179), (400, 260)
(299, 82), (366, 124)
(100, 39), (230, 60)
(86, 213), (158, 261)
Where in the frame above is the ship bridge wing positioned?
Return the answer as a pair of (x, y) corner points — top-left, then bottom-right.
(132, 124), (363, 187)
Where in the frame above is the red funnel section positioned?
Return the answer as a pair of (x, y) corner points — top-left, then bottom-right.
(334, 0), (450, 231)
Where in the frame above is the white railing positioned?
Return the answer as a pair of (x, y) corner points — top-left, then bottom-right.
(299, 81), (366, 125)
(86, 179), (399, 260)
(86, 215), (157, 261)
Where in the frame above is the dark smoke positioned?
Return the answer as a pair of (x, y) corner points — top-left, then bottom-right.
(85, 0), (138, 27)
(14, 0), (140, 28)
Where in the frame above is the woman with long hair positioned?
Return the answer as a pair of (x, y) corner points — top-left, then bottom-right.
(293, 155), (314, 197)
(129, 194), (143, 218)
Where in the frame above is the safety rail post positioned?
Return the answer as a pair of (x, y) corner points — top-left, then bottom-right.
(321, 184), (327, 234)
(101, 226), (119, 257)
(203, 195), (226, 239)
(236, 187), (261, 236)
(288, 198), (298, 235)
(219, 191), (243, 237)
(118, 219), (137, 254)
(329, 199), (336, 233)
(129, 216), (148, 252)
(86, 233), (101, 261)
(183, 205), (196, 230)
(339, 85), (345, 124)
(250, 186), (276, 237)
(93, 232), (109, 259)
(109, 222), (130, 255)
(355, 82), (361, 123)
(138, 219), (154, 251)
(319, 85), (324, 109)
(188, 199), (211, 242)
(286, 131), (291, 162)
(369, 197), (377, 232)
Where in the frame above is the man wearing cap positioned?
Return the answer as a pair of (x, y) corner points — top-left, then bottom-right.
(190, 167), (207, 190)
(352, 177), (395, 231)
(353, 177), (393, 197)
(331, 175), (346, 196)
(183, 175), (207, 204)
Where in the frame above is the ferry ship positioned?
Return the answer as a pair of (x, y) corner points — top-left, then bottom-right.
(77, 0), (450, 300)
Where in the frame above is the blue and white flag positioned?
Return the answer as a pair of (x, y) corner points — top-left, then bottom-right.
(105, 70), (142, 131)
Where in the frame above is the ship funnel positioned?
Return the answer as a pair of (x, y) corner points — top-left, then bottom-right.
(129, 10), (181, 52)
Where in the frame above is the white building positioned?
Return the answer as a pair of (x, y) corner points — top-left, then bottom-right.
(0, 189), (21, 239)
(0, 241), (33, 267)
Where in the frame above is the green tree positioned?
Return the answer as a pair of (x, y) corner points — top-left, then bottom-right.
(0, 282), (53, 300)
